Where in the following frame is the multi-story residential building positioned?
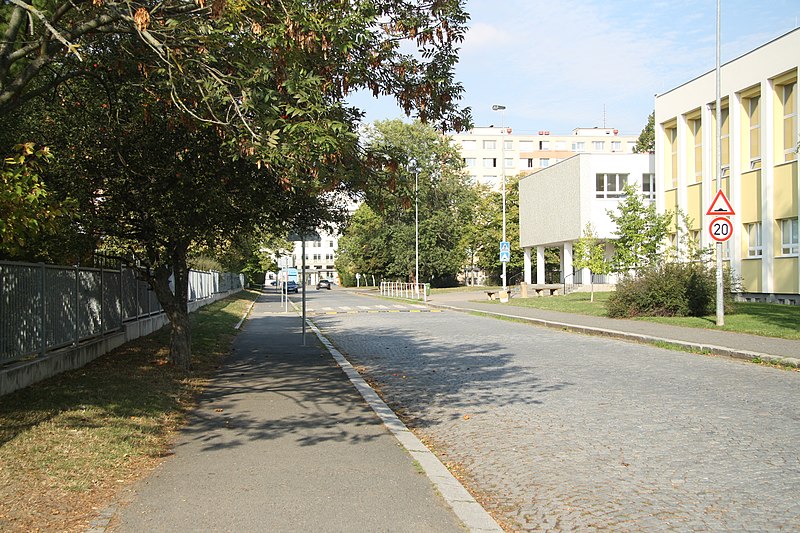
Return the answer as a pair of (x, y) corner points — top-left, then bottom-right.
(451, 126), (639, 189)
(518, 153), (655, 286)
(655, 28), (798, 303)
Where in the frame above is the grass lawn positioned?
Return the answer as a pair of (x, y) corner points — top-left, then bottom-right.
(0, 290), (258, 532)
(496, 291), (800, 340)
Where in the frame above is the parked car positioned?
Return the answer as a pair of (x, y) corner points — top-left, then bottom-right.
(316, 279), (332, 290)
(285, 281), (299, 293)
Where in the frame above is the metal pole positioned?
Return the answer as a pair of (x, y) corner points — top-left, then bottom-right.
(301, 238), (307, 345)
(715, 0), (725, 326)
(415, 166), (420, 289)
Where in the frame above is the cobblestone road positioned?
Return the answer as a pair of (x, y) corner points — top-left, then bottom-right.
(309, 292), (800, 532)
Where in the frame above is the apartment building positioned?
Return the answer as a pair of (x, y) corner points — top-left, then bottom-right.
(655, 28), (799, 302)
(451, 126), (639, 189)
(519, 153), (655, 286)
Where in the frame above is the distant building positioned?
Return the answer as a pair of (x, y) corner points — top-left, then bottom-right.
(655, 28), (798, 303)
(450, 126), (639, 189)
(519, 153), (655, 286)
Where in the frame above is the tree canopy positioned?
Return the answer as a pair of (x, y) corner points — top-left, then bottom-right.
(1, 1), (473, 368)
(633, 111), (655, 154)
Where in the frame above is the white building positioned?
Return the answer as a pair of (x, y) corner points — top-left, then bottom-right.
(451, 126), (639, 189)
(518, 153), (655, 286)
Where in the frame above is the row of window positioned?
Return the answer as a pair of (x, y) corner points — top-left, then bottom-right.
(746, 218), (799, 257)
(307, 241), (336, 248)
(293, 254), (335, 261)
(460, 139), (634, 152)
(665, 77), (796, 189)
(465, 157), (563, 169)
(595, 173), (656, 199)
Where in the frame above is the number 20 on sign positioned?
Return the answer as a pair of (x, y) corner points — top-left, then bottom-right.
(709, 216), (733, 242)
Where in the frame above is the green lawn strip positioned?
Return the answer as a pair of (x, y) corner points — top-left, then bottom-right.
(0, 290), (258, 531)
(479, 292), (800, 340)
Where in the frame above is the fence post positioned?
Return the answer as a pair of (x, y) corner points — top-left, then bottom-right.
(74, 265), (79, 346)
(40, 263), (46, 357)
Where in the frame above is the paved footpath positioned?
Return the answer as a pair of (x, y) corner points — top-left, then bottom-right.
(106, 293), (497, 533)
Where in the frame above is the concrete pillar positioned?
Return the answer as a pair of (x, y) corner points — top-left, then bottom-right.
(563, 242), (573, 283)
(579, 267), (591, 286)
(523, 247), (532, 284)
(536, 246), (545, 284)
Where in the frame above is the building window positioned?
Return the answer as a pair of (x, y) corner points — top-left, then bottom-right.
(592, 141), (605, 151)
(642, 173), (655, 200)
(328, 241), (335, 247)
(596, 173), (628, 198)
(720, 106), (730, 174)
(519, 140), (533, 151)
(780, 218), (799, 255)
(555, 141), (567, 150)
(573, 142), (586, 152)
(539, 141), (550, 150)
(522, 158), (534, 168)
(325, 253), (334, 261)
(746, 222), (763, 257)
(747, 94), (761, 169)
(313, 241), (321, 247)
(483, 158), (496, 168)
(782, 81), (797, 162)
(540, 158), (550, 168)
(667, 126), (678, 188)
(464, 157), (476, 167)
(611, 141), (621, 152)
(460, 140), (476, 150)
(504, 140), (513, 150)
(691, 117), (702, 183)
(313, 254), (321, 261)
(504, 158), (515, 168)
(483, 140), (496, 149)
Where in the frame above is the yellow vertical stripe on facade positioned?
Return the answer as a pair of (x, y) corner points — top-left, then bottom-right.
(740, 259), (763, 292)
(740, 170), (762, 223)
(686, 183), (703, 229)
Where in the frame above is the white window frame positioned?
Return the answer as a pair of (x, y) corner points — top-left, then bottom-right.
(592, 141), (605, 151)
(504, 140), (513, 150)
(464, 158), (476, 167)
(641, 173), (656, 200)
(504, 158), (515, 169)
(780, 218), (799, 255)
(595, 173), (628, 198)
(746, 222), (763, 257)
(782, 81), (797, 162)
(573, 142), (586, 152)
(483, 158), (496, 168)
(611, 141), (621, 152)
(483, 140), (496, 150)
(519, 140), (533, 151)
(460, 140), (476, 150)
(540, 158), (550, 168)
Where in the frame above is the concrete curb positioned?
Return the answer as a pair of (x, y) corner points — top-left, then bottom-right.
(306, 319), (503, 533)
(427, 302), (800, 368)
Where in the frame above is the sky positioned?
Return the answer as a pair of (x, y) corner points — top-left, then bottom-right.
(348, 0), (800, 136)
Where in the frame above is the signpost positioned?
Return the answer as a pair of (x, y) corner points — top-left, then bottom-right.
(706, 188), (734, 326)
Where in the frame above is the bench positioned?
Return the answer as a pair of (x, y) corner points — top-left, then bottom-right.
(529, 284), (562, 297)
(485, 290), (513, 300)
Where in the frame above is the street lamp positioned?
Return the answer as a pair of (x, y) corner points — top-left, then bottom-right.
(492, 104), (507, 290)
(408, 158), (420, 289)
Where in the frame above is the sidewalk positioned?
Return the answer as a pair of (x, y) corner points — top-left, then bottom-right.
(421, 290), (800, 366)
(108, 292), (499, 532)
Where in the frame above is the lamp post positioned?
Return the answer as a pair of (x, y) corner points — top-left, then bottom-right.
(408, 159), (420, 288)
(492, 104), (507, 290)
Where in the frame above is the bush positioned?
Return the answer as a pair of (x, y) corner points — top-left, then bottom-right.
(607, 262), (736, 318)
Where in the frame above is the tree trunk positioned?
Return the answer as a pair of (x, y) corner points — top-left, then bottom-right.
(147, 244), (192, 370)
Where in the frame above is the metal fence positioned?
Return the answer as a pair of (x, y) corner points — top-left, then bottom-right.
(0, 261), (243, 364)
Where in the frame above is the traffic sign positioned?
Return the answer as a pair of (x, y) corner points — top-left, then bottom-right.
(709, 216), (733, 242)
(499, 250), (510, 262)
(706, 189), (735, 216)
(500, 241), (510, 253)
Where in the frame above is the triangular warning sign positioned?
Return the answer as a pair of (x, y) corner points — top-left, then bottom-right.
(706, 189), (735, 216)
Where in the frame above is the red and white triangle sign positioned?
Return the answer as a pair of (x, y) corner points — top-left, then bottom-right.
(706, 189), (735, 216)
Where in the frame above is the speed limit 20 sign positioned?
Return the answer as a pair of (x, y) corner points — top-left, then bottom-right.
(709, 216), (733, 242)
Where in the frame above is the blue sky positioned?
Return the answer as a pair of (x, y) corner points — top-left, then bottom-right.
(348, 1), (800, 136)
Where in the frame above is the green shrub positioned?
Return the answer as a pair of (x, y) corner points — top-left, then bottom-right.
(608, 262), (736, 318)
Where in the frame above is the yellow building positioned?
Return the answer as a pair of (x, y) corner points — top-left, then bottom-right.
(655, 28), (798, 303)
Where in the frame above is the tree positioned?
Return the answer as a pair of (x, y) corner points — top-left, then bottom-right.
(634, 112), (655, 154)
(337, 119), (477, 286)
(2, 2), (472, 368)
(0, 143), (72, 256)
(572, 223), (610, 302)
(473, 175), (524, 285)
(607, 184), (671, 274)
